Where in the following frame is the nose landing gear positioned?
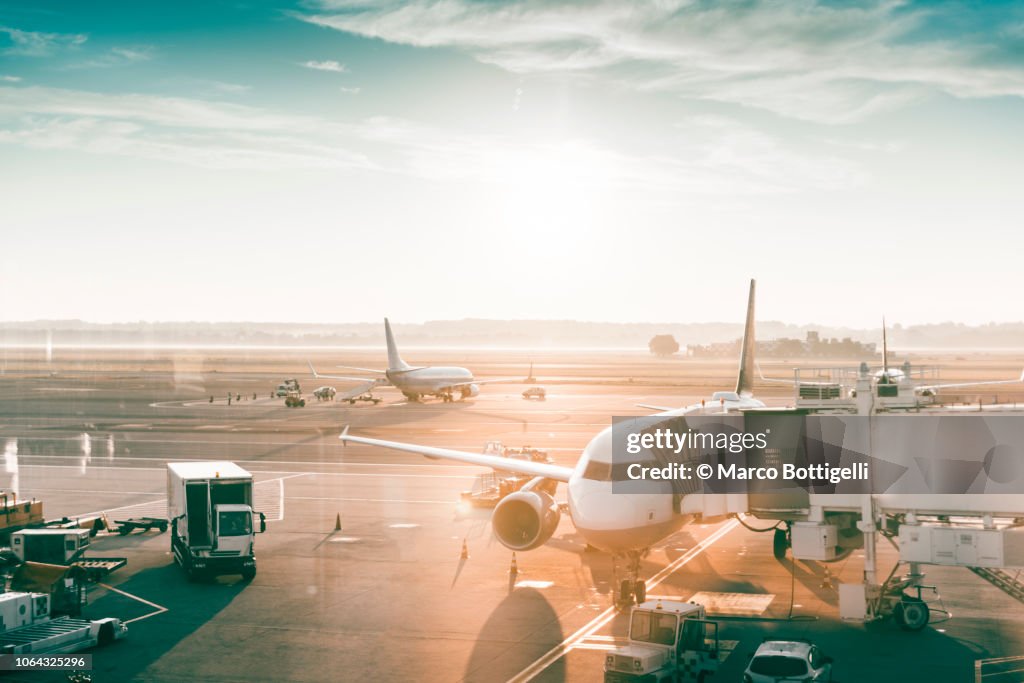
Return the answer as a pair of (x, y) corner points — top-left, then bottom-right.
(615, 552), (648, 609)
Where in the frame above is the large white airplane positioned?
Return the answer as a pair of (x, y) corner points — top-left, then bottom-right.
(311, 318), (514, 402)
(341, 280), (765, 603)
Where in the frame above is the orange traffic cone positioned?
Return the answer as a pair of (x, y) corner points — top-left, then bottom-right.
(821, 566), (834, 590)
(334, 513), (342, 532)
(460, 539), (469, 560)
(509, 552), (518, 577)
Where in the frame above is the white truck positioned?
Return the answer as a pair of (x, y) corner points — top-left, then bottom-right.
(167, 461), (266, 581)
(604, 599), (719, 683)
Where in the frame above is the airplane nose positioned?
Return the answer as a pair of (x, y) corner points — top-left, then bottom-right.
(572, 485), (639, 527)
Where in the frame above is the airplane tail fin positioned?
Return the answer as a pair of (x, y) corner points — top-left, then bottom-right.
(384, 318), (411, 371)
(735, 279), (757, 397)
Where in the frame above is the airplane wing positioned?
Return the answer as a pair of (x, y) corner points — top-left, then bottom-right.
(335, 365), (388, 375)
(916, 370), (1024, 394)
(336, 381), (379, 400)
(309, 362), (391, 386)
(340, 426), (575, 482)
(637, 403), (676, 412)
(757, 362), (835, 386)
(448, 377), (526, 388)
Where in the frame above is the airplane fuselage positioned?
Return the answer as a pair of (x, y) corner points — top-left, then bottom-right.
(386, 366), (474, 398)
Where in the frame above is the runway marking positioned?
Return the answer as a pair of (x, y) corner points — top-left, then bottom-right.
(8, 463), (478, 480)
(8, 459), (489, 471)
(98, 582), (168, 624)
(71, 472), (308, 520)
(507, 519), (739, 683)
(24, 488), (164, 496)
(289, 496), (453, 505)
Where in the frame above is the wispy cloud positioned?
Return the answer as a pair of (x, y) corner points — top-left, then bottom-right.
(1, 75), (21, 83)
(297, 0), (1024, 123)
(0, 85), (373, 170)
(339, 86), (361, 94)
(301, 59), (347, 73)
(1, 26), (88, 57)
(70, 45), (154, 69)
(0, 84), (856, 191)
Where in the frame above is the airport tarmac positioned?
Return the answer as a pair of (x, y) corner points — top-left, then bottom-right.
(1, 348), (1024, 682)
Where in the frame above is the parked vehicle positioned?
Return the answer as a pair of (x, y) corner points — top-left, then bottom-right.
(167, 461), (266, 580)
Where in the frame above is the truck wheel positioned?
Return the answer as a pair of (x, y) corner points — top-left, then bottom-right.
(895, 596), (929, 631)
(633, 580), (646, 604)
(118, 525), (131, 536)
(158, 522), (168, 533)
(98, 621), (115, 646)
(242, 566), (256, 581)
(773, 527), (789, 559)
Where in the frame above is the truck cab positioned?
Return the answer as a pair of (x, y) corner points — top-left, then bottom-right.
(604, 599), (719, 683)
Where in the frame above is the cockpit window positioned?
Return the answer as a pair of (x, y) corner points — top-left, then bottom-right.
(583, 460), (612, 481)
(583, 460), (664, 482)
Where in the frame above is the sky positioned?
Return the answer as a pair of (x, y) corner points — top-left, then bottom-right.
(1, 0), (1023, 327)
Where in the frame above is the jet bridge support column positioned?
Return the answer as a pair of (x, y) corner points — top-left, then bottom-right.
(859, 494), (878, 586)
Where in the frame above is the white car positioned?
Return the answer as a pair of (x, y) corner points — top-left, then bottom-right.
(744, 639), (833, 683)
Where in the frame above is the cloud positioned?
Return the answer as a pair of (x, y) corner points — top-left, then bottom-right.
(0, 84), (856, 192)
(301, 59), (348, 73)
(297, 0), (1024, 123)
(1, 76), (21, 83)
(0, 85), (374, 170)
(1, 26), (88, 56)
(339, 86), (361, 94)
(70, 45), (154, 69)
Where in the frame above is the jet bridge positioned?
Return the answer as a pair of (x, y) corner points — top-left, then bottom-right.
(672, 382), (1024, 631)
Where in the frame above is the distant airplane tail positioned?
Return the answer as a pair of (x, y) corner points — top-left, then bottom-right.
(735, 279), (757, 397)
(384, 318), (411, 371)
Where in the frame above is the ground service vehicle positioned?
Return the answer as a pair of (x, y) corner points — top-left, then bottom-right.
(522, 386), (546, 400)
(167, 462), (266, 581)
(0, 592), (126, 654)
(275, 379), (301, 397)
(604, 599), (719, 683)
(313, 386), (336, 401)
(743, 639), (833, 683)
(11, 528), (90, 564)
(284, 391), (305, 407)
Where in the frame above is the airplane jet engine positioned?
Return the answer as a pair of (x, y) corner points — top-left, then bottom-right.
(460, 383), (480, 398)
(492, 490), (560, 551)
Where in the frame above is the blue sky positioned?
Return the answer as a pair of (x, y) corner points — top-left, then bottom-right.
(2, 0), (1024, 326)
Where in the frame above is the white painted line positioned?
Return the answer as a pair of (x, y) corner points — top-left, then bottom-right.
(97, 583), (168, 624)
(288, 496), (453, 505)
(73, 472), (308, 519)
(507, 519), (739, 683)
(15, 464), (464, 481)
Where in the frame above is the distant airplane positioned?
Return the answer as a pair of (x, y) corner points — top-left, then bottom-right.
(309, 318), (517, 402)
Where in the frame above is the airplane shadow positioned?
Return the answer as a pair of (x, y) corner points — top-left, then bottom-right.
(463, 588), (566, 683)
